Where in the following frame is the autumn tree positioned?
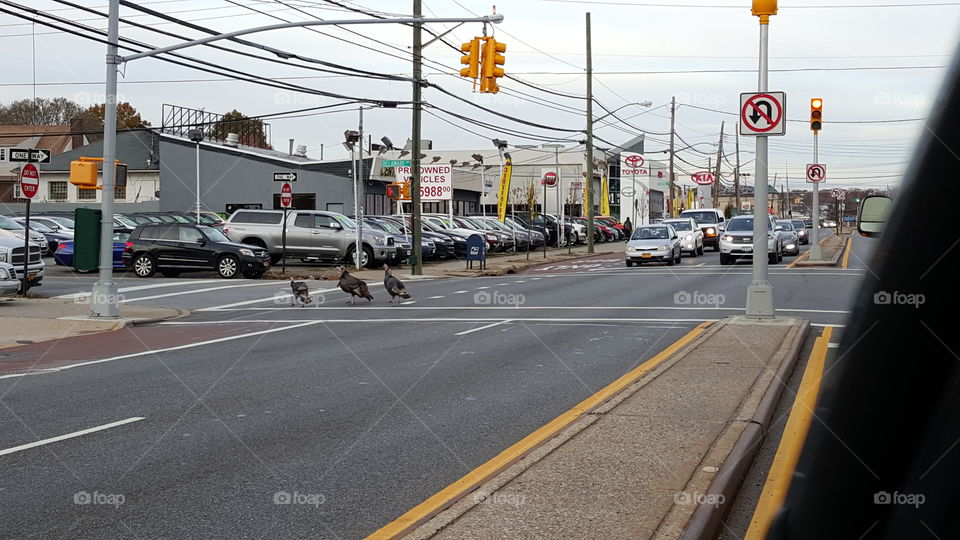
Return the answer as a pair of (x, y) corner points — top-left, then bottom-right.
(210, 110), (270, 149)
(0, 97), (85, 125)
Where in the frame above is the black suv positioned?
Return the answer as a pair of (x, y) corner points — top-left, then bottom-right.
(123, 223), (270, 279)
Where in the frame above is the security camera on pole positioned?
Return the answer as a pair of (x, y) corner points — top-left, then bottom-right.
(743, 0), (783, 319)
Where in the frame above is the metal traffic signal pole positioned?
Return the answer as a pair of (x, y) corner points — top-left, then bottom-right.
(584, 12), (595, 254)
(811, 130), (822, 260)
(745, 0), (776, 319)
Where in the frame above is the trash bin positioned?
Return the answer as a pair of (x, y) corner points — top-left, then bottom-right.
(73, 208), (102, 273)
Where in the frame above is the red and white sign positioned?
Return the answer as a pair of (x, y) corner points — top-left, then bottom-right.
(620, 153), (649, 176)
(19, 163), (39, 199)
(395, 164), (453, 201)
(279, 182), (292, 208)
(690, 171), (714, 185)
(542, 171), (558, 187)
(740, 92), (786, 136)
(806, 163), (826, 183)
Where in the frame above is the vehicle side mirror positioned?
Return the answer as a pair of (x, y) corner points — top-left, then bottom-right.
(198, 239), (207, 246)
(857, 195), (892, 237)
(328, 222), (342, 229)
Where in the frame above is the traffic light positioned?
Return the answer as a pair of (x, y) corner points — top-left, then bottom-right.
(459, 37), (480, 80)
(69, 160), (98, 188)
(480, 37), (506, 94)
(387, 182), (411, 201)
(810, 98), (823, 132)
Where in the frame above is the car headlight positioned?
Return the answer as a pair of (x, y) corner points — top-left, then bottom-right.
(487, 234), (497, 241)
(11, 231), (24, 239)
(238, 248), (254, 257)
(0, 252), (6, 262)
(706, 227), (716, 235)
(658, 245), (669, 251)
(0, 268), (7, 280)
(684, 234), (693, 241)
(451, 236), (465, 242)
(722, 235), (734, 241)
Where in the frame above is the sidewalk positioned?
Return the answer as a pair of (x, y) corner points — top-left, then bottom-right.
(0, 297), (186, 349)
(378, 316), (808, 540)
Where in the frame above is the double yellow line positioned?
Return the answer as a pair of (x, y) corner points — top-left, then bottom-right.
(744, 326), (833, 539)
(368, 322), (712, 539)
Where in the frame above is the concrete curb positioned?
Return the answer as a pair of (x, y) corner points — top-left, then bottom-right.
(679, 318), (810, 540)
(792, 235), (850, 268)
(123, 307), (192, 327)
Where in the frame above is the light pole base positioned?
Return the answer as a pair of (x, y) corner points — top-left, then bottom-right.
(809, 244), (823, 261)
(745, 281), (775, 319)
(89, 280), (120, 318)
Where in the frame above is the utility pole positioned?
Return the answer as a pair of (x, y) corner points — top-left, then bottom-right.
(713, 121), (724, 208)
(410, 0), (424, 275)
(356, 106), (364, 270)
(745, 0), (776, 319)
(734, 123), (741, 214)
(585, 12), (595, 254)
(784, 163), (790, 217)
(91, 0), (120, 318)
(668, 96), (676, 218)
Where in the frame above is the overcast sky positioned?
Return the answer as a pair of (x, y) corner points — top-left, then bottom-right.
(2, 0), (958, 189)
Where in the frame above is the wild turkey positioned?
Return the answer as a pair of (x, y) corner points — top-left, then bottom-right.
(337, 266), (373, 304)
(383, 264), (411, 306)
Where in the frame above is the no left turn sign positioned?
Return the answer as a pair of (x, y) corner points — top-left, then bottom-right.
(740, 92), (786, 136)
(806, 163), (826, 183)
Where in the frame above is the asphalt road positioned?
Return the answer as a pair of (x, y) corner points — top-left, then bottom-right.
(0, 232), (874, 539)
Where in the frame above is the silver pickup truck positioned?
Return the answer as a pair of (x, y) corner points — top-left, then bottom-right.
(223, 209), (401, 268)
(0, 236), (44, 291)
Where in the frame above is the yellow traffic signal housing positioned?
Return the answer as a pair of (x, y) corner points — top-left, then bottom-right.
(69, 160), (98, 188)
(401, 182), (411, 200)
(480, 37), (506, 94)
(459, 37), (481, 79)
(387, 182), (411, 201)
(810, 98), (823, 132)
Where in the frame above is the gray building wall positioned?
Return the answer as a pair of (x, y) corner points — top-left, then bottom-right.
(159, 138), (356, 214)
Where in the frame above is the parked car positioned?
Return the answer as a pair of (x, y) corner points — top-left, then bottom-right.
(596, 216), (626, 241)
(123, 223), (270, 279)
(54, 232), (129, 271)
(625, 224), (682, 267)
(418, 215), (497, 252)
(450, 216), (515, 252)
(377, 215), (470, 257)
(368, 215), (455, 259)
(11, 217), (72, 255)
(776, 219), (802, 256)
(791, 219), (809, 244)
(0, 236), (43, 289)
(719, 214), (784, 265)
(359, 217), (419, 260)
(554, 215), (587, 244)
(31, 214), (76, 234)
(0, 215), (48, 254)
(223, 209), (399, 268)
(662, 217), (704, 256)
(0, 262), (19, 296)
(678, 208), (725, 251)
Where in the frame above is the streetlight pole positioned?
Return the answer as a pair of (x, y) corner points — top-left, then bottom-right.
(745, 0), (777, 319)
(90, 0), (120, 318)
(585, 12), (595, 255)
(357, 106), (365, 270)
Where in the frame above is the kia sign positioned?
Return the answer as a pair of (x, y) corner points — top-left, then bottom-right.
(542, 171), (558, 187)
(19, 163), (39, 199)
(620, 153), (649, 176)
(280, 182), (292, 208)
(690, 171), (715, 185)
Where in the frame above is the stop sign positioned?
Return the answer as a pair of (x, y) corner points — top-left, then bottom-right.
(280, 182), (292, 208)
(542, 171), (558, 187)
(19, 163), (39, 199)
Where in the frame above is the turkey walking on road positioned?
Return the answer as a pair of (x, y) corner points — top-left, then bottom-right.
(383, 264), (411, 306)
(336, 266), (373, 305)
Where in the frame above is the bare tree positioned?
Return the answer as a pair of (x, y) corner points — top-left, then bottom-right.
(0, 97), (85, 125)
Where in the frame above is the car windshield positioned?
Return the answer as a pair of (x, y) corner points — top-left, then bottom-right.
(200, 226), (230, 243)
(682, 211), (718, 224)
(792, 220), (805, 229)
(335, 215), (358, 229)
(115, 216), (138, 228)
(666, 221), (692, 231)
(777, 221), (794, 231)
(26, 221), (54, 233)
(375, 220), (402, 234)
(0, 216), (24, 230)
(632, 227), (670, 240)
(113, 232), (130, 243)
(45, 216), (75, 228)
(726, 218), (754, 231)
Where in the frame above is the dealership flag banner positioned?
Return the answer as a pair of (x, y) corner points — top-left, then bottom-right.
(497, 157), (513, 222)
(600, 175), (610, 216)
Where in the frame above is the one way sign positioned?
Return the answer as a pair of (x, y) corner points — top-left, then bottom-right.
(7, 148), (52, 164)
(740, 92), (786, 136)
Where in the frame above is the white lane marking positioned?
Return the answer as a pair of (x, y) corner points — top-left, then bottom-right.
(196, 287), (344, 311)
(428, 295), (446, 299)
(54, 280), (223, 299)
(452, 290), (469, 294)
(696, 263), (706, 267)
(476, 286), (490, 290)
(529, 277), (542, 280)
(161, 317), (717, 325)
(0, 417), (145, 456)
(811, 323), (846, 328)
(453, 319), (513, 336)
(401, 301), (417, 305)
(497, 283), (509, 286)
(514, 280), (527, 283)
(210, 305), (851, 314)
(827, 343), (839, 349)
(121, 281), (278, 303)
(0, 321), (321, 380)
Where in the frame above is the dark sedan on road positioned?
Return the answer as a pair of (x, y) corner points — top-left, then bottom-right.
(123, 223), (270, 279)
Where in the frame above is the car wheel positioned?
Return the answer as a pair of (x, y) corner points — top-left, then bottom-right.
(697, 243), (704, 255)
(217, 255), (240, 279)
(160, 270), (181, 278)
(769, 252), (778, 264)
(675, 249), (682, 264)
(667, 253), (675, 266)
(625, 260), (633, 267)
(349, 245), (374, 268)
(133, 254), (156, 278)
